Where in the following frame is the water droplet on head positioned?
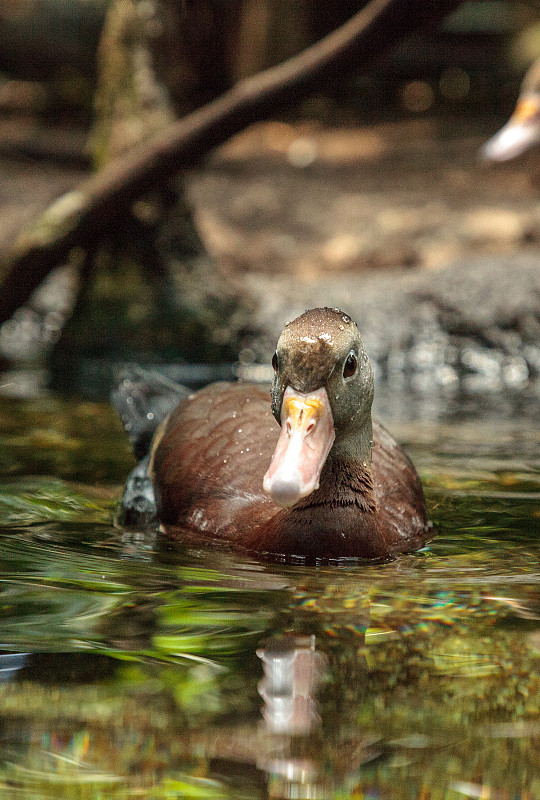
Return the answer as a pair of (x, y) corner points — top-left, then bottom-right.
(338, 325), (344, 331)
(238, 428), (243, 433)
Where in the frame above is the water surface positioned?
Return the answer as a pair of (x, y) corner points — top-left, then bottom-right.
(0, 391), (538, 799)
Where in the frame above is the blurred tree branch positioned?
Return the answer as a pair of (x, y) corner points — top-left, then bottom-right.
(0, 0), (462, 326)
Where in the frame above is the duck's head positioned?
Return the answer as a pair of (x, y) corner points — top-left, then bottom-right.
(481, 58), (540, 162)
(263, 308), (374, 508)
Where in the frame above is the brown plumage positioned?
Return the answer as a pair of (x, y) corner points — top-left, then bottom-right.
(146, 308), (432, 561)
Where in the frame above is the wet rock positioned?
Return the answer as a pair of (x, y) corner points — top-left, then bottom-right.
(242, 252), (540, 391)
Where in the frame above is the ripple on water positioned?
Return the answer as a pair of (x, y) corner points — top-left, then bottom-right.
(0, 395), (538, 797)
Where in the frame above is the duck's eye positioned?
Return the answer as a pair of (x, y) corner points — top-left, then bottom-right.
(272, 352), (279, 372)
(343, 352), (357, 378)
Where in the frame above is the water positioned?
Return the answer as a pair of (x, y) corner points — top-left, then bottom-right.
(0, 391), (538, 799)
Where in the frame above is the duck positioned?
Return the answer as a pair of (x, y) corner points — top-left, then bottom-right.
(481, 58), (540, 162)
(113, 308), (432, 561)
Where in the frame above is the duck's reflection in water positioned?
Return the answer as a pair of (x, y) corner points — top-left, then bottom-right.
(257, 634), (326, 735)
(253, 583), (373, 799)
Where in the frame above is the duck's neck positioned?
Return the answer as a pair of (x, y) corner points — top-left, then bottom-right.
(322, 416), (376, 510)
(256, 416), (381, 557)
(291, 416), (376, 514)
(329, 416), (373, 467)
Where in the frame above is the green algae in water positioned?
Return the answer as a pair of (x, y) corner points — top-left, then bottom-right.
(0, 395), (538, 799)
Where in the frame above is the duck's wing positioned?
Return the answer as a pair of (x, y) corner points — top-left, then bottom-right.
(152, 382), (280, 539)
(111, 367), (190, 460)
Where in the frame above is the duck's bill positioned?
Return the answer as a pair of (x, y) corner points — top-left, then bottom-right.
(263, 386), (335, 508)
(481, 94), (540, 161)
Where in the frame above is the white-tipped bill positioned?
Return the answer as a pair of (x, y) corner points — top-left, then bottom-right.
(263, 386), (335, 508)
(481, 94), (540, 162)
